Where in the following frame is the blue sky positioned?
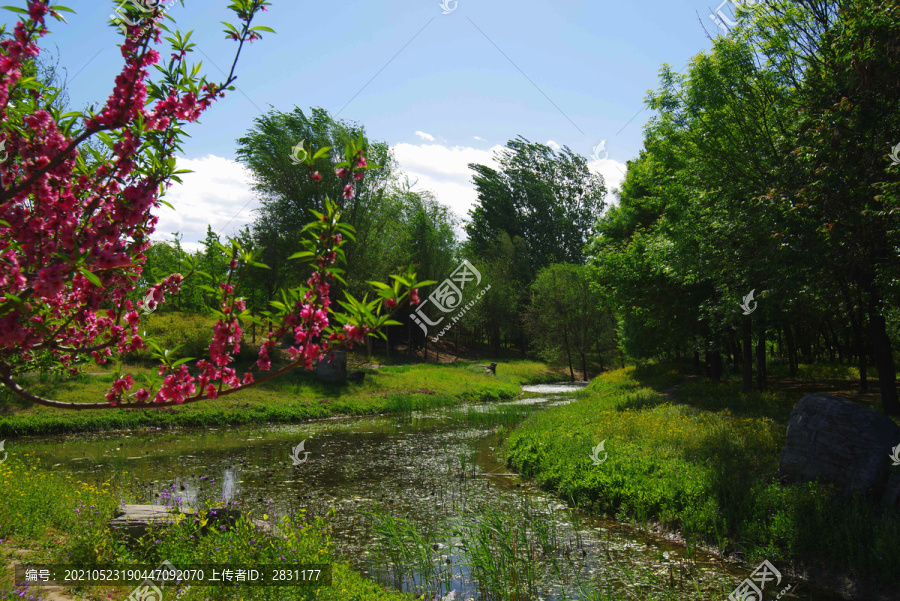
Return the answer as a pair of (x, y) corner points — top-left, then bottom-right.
(13, 0), (737, 249)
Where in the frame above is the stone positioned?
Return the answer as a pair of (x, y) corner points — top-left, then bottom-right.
(315, 350), (347, 383)
(109, 504), (176, 538)
(110, 505), (282, 539)
(779, 393), (900, 499)
(348, 370), (365, 383)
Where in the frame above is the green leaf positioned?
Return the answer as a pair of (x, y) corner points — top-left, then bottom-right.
(78, 268), (103, 288)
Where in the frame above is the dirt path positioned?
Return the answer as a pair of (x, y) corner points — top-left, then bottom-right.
(2, 546), (94, 601)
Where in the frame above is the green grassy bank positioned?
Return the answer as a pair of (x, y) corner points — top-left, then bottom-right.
(0, 360), (556, 438)
(0, 453), (411, 601)
(504, 365), (900, 592)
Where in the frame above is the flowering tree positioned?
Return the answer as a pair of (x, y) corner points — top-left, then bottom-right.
(0, 0), (429, 409)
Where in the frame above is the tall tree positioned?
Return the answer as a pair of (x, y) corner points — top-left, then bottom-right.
(236, 107), (398, 295)
(466, 136), (606, 279)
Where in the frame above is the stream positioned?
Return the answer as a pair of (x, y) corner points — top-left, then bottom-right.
(16, 381), (845, 601)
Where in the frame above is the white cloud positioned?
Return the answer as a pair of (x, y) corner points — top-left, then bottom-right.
(147, 150), (628, 257)
(151, 155), (257, 253)
(547, 140), (561, 151)
(414, 131), (436, 142)
(473, 136), (485, 142)
(392, 142), (504, 220)
(588, 157), (628, 205)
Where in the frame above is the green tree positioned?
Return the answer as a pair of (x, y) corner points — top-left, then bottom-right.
(466, 136), (606, 279)
(236, 107), (398, 296)
(527, 263), (612, 380)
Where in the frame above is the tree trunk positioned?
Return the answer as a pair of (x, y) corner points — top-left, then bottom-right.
(693, 350), (701, 373)
(849, 304), (868, 392)
(729, 336), (740, 371)
(581, 352), (588, 382)
(742, 318), (753, 393)
(564, 327), (575, 382)
(707, 349), (722, 382)
(712, 351), (723, 382)
(827, 320), (842, 364)
(784, 324), (798, 377)
(756, 314), (767, 392)
(868, 289), (899, 415)
(823, 328), (835, 362)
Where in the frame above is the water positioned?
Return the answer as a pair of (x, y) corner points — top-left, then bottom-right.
(16, 382), (845, 600)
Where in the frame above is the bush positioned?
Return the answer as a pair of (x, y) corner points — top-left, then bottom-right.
(125, 313), (215, 363)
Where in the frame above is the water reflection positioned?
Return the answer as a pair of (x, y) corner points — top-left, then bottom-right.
(16, 383), (844, 600)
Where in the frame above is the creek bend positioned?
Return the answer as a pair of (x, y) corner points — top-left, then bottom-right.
(18, 382), (842, 600)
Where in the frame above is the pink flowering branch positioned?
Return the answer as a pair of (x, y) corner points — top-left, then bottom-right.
(0, 1), (435, 411)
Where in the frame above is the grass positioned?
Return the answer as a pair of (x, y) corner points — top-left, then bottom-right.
(0, 453), (414, 601)
(0, 359), (557, 437)
(503, 364), (900, 591)
(365, 494), (727, 601)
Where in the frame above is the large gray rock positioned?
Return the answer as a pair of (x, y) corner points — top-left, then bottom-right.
(779, 393), (900, 498)
(315, 350), (347, 383)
